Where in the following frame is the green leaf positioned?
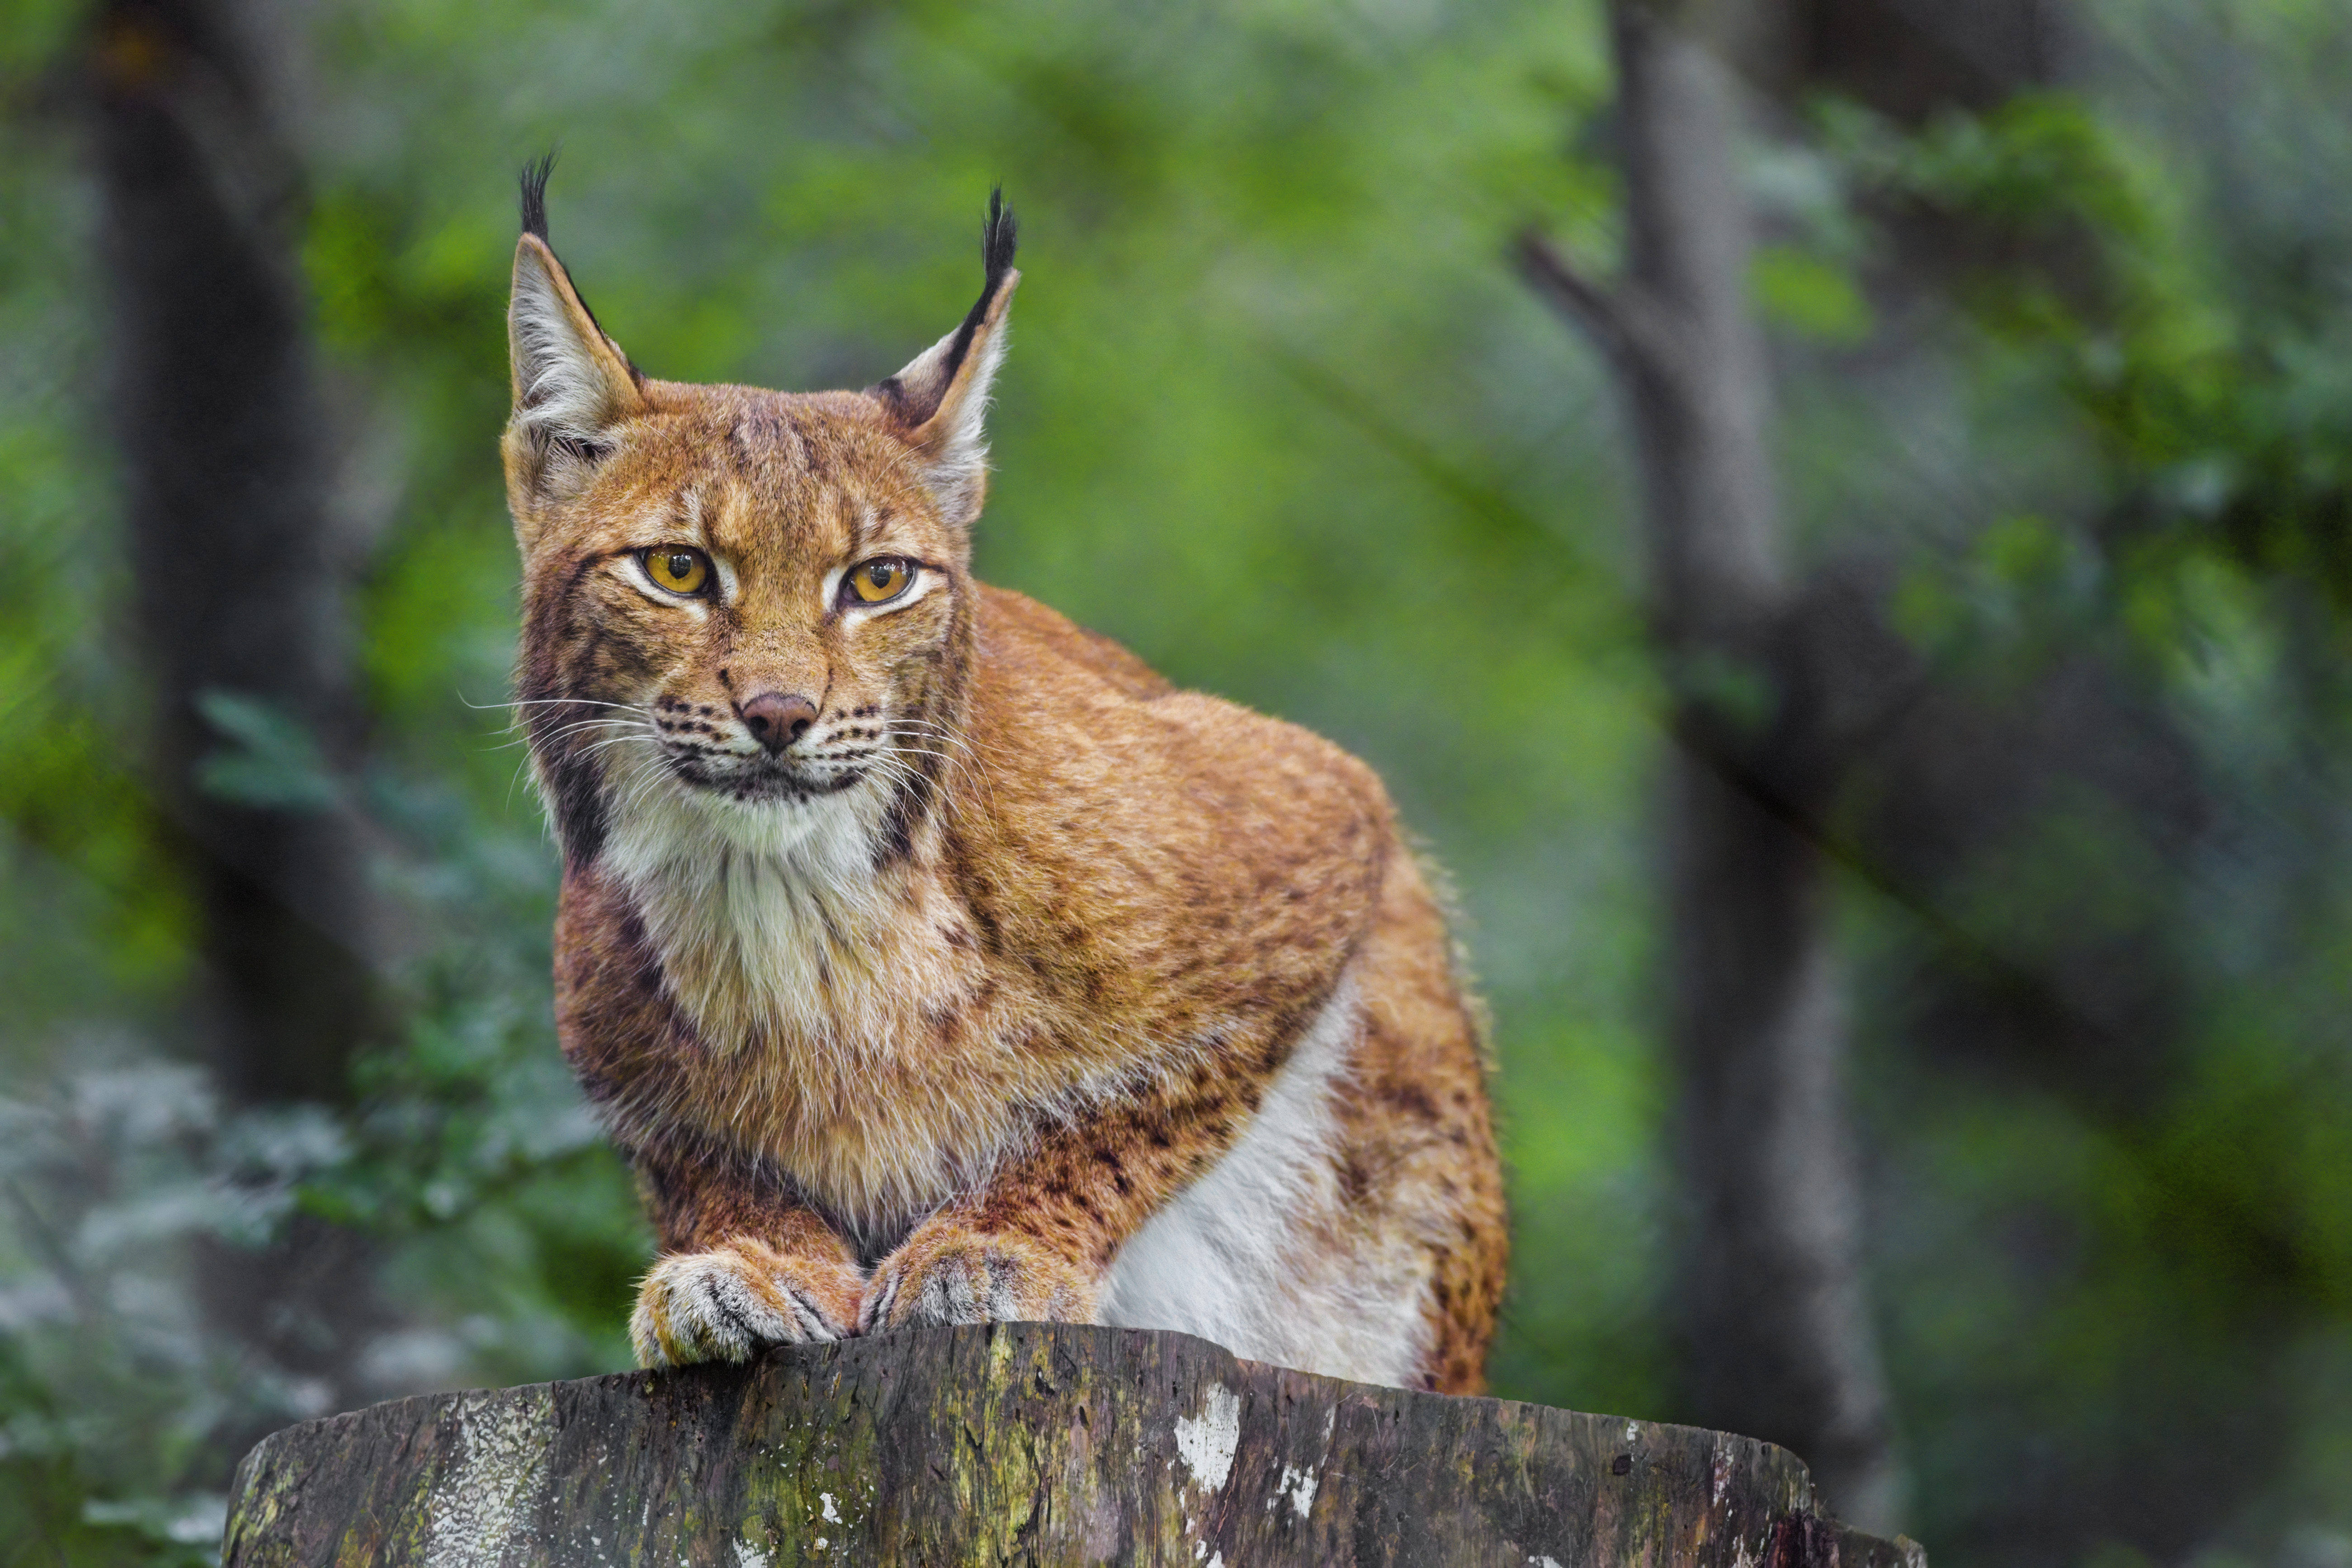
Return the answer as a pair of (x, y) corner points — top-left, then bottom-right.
(192, 691), (341, 812)
(1752, 245), (1872, 344)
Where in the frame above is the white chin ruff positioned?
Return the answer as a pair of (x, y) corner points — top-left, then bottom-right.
(597, 758), (893, 1052)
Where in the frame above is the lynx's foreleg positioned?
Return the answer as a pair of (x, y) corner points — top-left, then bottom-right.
(629, 1158), (866, 1367)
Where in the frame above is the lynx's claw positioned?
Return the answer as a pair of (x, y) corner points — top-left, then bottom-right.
(859, 1226), (1093, 1333)
(630, 1242), (864, 1368)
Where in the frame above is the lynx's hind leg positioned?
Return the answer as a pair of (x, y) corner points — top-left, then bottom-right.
(1095, 976), (1434, 1386)
(1338, 850), (1507, 1394)
(1096, 850), (1505, 1394)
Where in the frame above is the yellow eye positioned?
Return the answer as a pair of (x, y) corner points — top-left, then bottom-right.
(643, 546), (711, 595)
(849, 557), (913, 605)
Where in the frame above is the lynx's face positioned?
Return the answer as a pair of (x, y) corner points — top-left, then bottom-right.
(518, 391), (971, 825)
(617, 430), (961, 810)
(504, 182), (1015, 866)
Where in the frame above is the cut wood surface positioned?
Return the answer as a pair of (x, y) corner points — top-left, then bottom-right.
(221, 1322), (1926, 1566)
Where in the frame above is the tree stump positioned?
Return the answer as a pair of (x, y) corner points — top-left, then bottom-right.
(221, 1322), (1925, 1566)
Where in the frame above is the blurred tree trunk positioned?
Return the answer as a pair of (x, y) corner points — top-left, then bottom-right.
(1521, 0), (1900, 1532)
(85, 0), (383, 1442)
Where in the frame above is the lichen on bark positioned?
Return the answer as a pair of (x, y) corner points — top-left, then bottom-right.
(222, 1322), (1925, 1567)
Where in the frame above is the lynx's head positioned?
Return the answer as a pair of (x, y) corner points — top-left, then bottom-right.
(504, 165), (1016, 872)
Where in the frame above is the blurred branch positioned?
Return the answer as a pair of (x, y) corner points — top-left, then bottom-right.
(1669, 701), (2135, 1060)
(1514, 231), (1691, 392)
(1515, 231), (1624, 352)
(1262, 343), (1609, 584)
(3, 1179), (93, 1323)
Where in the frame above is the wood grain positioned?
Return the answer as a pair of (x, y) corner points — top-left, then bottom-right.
(222, 1323), (1925, 1566)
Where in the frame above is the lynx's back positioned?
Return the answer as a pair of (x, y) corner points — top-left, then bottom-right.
(505, 175), (1506, 1391)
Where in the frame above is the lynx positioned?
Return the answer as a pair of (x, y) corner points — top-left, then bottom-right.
(504, 167), (1506, 1393)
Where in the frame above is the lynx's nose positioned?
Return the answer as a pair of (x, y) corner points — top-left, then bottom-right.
(738, 691), (818, 755)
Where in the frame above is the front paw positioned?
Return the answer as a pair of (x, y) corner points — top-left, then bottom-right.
(630, 1240), (864, 1368)
(860, 1227), (1093, 1333)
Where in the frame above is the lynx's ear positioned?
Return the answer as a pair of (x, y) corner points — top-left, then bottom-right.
(872, 189), (1020, 527)
(504, 157), (642, 524)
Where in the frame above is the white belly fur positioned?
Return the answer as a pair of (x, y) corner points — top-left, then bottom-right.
(1094, 977), (1430, 1388)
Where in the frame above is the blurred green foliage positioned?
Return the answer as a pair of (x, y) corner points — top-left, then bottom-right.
(2, 1), (2351, 1565)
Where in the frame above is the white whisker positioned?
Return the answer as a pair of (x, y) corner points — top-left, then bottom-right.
(477, 695), (642, 712)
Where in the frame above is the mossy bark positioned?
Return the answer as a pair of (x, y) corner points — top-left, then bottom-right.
(221, 1322), (1924, 1566)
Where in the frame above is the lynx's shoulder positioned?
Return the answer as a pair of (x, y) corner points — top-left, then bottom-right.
(947, 583), (1394, 1042)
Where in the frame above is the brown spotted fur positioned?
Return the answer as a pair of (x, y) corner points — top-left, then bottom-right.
(502, 186), (1505, 1391)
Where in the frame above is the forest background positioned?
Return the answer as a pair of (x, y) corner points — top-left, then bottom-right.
(4, 0), (2351, 1564)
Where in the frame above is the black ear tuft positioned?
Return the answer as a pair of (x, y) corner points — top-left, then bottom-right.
(520, 152), (556, 240)
(981, 185), (1018, 293)
(923, 188), (1019, 399)
(511, 151), (640, 386)
(867, 189), (1020, 428)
